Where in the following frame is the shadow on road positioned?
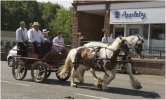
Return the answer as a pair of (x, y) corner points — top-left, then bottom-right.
(23, 78), (70, 86)
(77, 83), (161, 99)
(23, 78), (161, 99)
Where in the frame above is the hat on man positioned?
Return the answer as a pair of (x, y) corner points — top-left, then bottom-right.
(33, 22), (40, 26)
(42, 29), (50, 33)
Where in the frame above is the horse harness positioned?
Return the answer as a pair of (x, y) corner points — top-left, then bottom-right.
(73, 46), (131, 73)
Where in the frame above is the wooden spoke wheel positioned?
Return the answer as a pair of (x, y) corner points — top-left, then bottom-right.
(31, 61), (47, 83)
(46, 71), (51, 79)
(12, 60), (27, 80)
(56, 67), (70, 81)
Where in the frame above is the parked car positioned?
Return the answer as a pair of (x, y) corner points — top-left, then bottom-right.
(7, 45), (17, 67)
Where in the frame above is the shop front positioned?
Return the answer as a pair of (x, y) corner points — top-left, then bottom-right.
(110, 1), (165, 49)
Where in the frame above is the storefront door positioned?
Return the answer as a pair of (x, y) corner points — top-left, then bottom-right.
(114, 27), (124, 38)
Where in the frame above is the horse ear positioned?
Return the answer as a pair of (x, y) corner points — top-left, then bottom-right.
(137, 35), (140, 39)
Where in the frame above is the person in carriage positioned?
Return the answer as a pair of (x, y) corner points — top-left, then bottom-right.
(42, 29), (52, 53)
(52, 32), (67, 55)
(28, 22), (45, 57)
(16, 21), (28, 57)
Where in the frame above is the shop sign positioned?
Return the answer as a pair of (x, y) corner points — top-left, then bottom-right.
(114, 10), (146, 20)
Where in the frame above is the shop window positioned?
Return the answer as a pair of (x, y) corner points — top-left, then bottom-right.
(129, 28), (139, 35)
(150, 24), (165, 40)
(6, 40), (11, 46)
(143, 24), (149, 39)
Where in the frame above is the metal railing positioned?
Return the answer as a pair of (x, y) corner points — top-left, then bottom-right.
(139, 47), (165, 59)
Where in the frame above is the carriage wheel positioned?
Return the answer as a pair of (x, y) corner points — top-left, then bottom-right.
(31, 61), (47, 83)
(46, 71), (51, 79)
(43, 63), (51, 79)
(12, 60), (27, 80)
(56, 67), (70, 81)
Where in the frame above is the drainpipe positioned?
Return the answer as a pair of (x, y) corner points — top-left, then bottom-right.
(148, 24), (150, 48)
(124, 24), (127, 37)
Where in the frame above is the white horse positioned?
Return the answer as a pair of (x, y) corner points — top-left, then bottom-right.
(77, 35), (143, 90)
(60, 36), (131, 90)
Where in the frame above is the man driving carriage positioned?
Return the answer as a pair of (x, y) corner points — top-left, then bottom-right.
(28, 22), (45, 56)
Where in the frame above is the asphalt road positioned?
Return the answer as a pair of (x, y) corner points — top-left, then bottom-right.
(1, 61), (165, 99)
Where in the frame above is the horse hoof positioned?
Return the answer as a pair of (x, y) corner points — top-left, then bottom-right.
(96, 84), (102, 88)
(136, 85), (142, 89)
(102, 86), (108, 91)
(79, 81), (84, 85)
(71, 84), (77, 88)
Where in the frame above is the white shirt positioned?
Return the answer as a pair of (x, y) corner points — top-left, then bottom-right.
(52, 36), (64, 46)
(16, 27), (28, 42)
(102, 36), (114, 43)
(28, 28), (45, 42)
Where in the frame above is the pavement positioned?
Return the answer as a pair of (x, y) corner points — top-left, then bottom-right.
(1, 61), (165, 99)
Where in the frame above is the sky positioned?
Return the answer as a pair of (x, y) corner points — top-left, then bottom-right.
(36, 0), (73, 8)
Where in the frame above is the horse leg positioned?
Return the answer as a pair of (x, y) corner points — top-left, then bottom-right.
(106, 64), (118, 83)
(102, 71), (111, 91)
(90, 68), (103, 88)
(101, 64), (119, 90)
(70, 67), (77, 87)
(124, 63), (142, 89)
(76, 65), (86, 84)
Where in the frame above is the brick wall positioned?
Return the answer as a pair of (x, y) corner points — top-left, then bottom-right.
(72, 11), (104, 47)
(131, 58), (165, 76)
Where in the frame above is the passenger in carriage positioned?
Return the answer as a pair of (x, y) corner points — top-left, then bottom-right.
(52, 32), (65, 54)
(16, 21), (28, 57)
(42, 29), (52, 53)
(28, 22), (45, 56)
(28, 23), (33, 30)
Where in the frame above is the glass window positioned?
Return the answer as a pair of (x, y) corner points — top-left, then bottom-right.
(143, 24), (149, 39)
(150, 24), (165, 40)
(129, 28), (139, 35)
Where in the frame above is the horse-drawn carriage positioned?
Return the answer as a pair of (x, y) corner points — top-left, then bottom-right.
(11, 44), (71, 83)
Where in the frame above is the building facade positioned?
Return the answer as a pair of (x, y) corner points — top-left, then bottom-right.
(72, 1), (165, 50)
(1, 31), (16, 49)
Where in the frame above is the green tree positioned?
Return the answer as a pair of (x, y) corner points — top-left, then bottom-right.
(49, 8), (72, 44)
(1, 1), (28, 31)
(24, 1), (44, 29)
(39, 2), (60, 29)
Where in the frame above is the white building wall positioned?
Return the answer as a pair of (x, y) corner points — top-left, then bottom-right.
(110, 1), (165, 48)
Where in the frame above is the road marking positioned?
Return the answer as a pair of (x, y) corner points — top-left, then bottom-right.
(73, 92), (110, 99)
(1, 80), (30, 86)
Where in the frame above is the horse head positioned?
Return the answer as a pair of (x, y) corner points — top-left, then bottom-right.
(117, 36), (131, 54)
(135, 35), (144, 56)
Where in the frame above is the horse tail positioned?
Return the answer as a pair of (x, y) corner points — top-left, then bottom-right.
(59, 53), (72, 75)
